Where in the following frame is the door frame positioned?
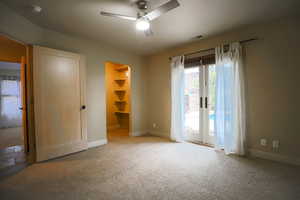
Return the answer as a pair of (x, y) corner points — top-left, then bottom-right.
(0, 33), (36, 163)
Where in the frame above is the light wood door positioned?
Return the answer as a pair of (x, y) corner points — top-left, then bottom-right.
(33, 46), (87, 162)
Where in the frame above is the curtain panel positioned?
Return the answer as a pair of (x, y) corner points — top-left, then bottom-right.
(170, 56), (186, 142)
(214, 42), (246, 155)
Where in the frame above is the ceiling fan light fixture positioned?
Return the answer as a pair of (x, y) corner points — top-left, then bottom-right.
(100, 0), (180, 36)
(136, 18), (150, 31)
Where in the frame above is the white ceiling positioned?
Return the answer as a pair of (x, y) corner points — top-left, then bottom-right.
(2, 0), (300, 55)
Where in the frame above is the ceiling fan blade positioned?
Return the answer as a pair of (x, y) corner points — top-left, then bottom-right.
(100, 11), (137, 21)
(144, 0), (180, 21)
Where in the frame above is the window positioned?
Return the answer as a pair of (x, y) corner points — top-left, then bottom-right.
(0, 78), (22, 128)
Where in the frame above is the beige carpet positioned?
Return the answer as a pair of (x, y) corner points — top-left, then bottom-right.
(0, 135), (299, 200)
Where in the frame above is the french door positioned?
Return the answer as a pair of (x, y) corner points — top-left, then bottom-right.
(184, 64), (216, 145)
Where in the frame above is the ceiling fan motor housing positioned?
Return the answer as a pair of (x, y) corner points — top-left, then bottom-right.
(136, 0), (148, 10)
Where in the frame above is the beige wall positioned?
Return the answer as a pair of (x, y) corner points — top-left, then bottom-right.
(146, 15), (300, 159)
(0, 3), (148, 142)
(105, 62), (119, 129)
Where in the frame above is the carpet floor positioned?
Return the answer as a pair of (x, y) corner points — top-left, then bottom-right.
(0, 135), (299, 200)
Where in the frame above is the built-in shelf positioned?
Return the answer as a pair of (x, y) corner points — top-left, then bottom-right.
(115, 100), (126, 103)
(115, 111), (130, 114)
(114, 90), (125, 101)
(114, 79), (126, 87)
(113, 65), (129, 118)
(115, 66), (128, 72)
(114, 79), (126, 81)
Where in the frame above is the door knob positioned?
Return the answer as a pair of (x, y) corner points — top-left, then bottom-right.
(81, 105), (86, 110)
(200, 97), (203, 108)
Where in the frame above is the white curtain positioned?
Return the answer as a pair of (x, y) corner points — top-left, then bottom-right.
(170, 56), (185, 142)
(214, 42), (246, 155)
(0, 76), (22, 128)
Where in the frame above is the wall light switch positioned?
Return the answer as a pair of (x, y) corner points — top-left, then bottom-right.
(272, 140), (280, 149)
(260, 139), (267, 146)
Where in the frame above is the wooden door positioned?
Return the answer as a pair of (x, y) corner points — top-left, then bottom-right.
(33, 46), (87, 162)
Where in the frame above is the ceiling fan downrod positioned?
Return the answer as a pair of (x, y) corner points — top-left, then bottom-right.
(136, 0), (148, 10)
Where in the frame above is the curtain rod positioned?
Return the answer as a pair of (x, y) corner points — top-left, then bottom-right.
(169, 37), (259, 60)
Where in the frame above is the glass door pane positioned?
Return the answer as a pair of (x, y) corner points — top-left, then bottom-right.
(202, 64), (216, 145)
(184, 67), (201, 142)
(208, 64), (216, 137)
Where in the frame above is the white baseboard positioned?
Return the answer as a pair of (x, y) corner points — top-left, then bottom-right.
(249, 149), (300, 166)
(148, 130), (170, 138)
(131, 131), (148, 137)
(88, 139), (107, 149)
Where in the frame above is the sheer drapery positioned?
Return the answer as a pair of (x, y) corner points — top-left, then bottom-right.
(214, 42), (246, 155)
(170, 56), (186, 142)
(0, 76), (22, 128)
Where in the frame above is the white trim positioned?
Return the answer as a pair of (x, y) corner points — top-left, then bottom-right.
(88, 139), (107, 148)
(249, 149), (300, 166)
(79, 55), (88, 143)
(148, 130), (170, 138)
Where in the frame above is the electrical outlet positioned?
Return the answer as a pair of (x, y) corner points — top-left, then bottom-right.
(260, 139), (267, 146)
(272, 140), (280, 150)
(153, 123), (157, 128)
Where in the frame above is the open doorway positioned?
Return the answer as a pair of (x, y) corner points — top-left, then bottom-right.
(0, 35), (29, 170)
(0, 61), (22, 148)
(105, 62), (131, 141)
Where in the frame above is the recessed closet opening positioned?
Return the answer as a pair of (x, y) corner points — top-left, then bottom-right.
(105, 62), (131, 141)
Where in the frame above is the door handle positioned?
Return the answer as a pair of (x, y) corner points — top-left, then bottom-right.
(81, 105), (86, 110)
(205, 97), (208, 108)
(18, 107), (23, 110)
(200, 97), (203, 108)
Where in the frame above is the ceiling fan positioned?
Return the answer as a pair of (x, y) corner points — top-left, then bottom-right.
(100, 0), (180, 36)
